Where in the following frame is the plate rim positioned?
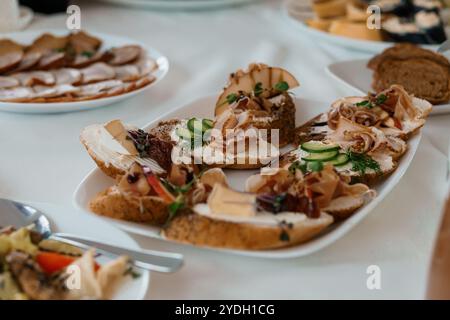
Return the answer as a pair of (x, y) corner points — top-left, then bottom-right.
(0, 29), (169, 113)
(73, 94), (422, 259)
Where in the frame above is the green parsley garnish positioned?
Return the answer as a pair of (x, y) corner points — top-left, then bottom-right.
(356, 94), (387, 109)
(226, 93), (238, 104)
(274, 81), (289, 92)
(254, 82), (263, 96)
(279, 230), (290, 242)
(355, 100), (373, 108)
(288, 160), (307, 174)
(309, 161), (323, 172)
(346, 151), (380, 175)
(376, 94), (387, 105)
(164, 195), (185, 227)
(81, 51), (94, 58)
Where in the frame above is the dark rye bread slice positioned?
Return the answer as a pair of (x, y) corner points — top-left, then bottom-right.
(368, 44), (450, 71)
(372, 58), (450, 104)
(369, 44), (450, 104)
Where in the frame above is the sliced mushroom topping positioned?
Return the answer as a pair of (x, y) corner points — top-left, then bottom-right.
(108, 45), (142, 65)
(0, 76), (20, 89)
(80, 62), (115, 84)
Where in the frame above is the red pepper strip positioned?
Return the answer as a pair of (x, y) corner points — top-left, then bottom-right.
(394, 118), (403, 130)
(146, 174), (175, 204)
(36, 252), (100, 274)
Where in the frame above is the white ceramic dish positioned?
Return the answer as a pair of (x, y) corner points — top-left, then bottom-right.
(282, 5), (439, 54)
(7, 201), (149, 300)
(0, 29), (169, 114)
(73, 94), (422, 258)
(326, 59), (450, 115)
(95, 0), (260, 10)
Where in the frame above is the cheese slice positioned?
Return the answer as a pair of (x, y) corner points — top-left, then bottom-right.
(207, 184), (256, 217)
(104, 120), (138, 156)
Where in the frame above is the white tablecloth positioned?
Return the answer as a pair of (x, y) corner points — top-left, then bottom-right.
(1, 0), (449, 299)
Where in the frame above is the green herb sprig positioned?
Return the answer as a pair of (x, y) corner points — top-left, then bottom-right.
(346, 151), (381, 175)
(274, 81), (289, 92)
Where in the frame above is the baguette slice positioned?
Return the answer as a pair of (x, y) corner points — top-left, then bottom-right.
(80, 122), (140, 178)
(163, 209), (333, 250)
(81, 119), (174, 179)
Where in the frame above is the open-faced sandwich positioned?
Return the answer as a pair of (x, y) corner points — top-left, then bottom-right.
(289, 84), (431, 182)
(0, 226), (135, 300)
(80, 62), (430, 251)
(214, 63), (300, 148)
(0, 31), (158, 103)
(81, 64), (299, 173)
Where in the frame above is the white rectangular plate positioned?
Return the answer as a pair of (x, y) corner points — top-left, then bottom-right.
(74, 95), (421, 258)
(326, 59), (450, 115)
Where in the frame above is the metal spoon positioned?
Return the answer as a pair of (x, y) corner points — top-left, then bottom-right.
(0, 198), (183, 273)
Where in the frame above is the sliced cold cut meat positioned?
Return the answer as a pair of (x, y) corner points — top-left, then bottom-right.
(135, 56), (157, 76)
(75, 79), (124, 98)
(8, 51), (43, 73)
(0, 40), (24, 74)
(0, 87), (34, 102)
(68, 31), (102, 55)
(53, 68), (82, 85)
(37, 52), (67, 70)
(107, 45), (142, 65)
(114, 65), (140, 82)
(13, 71), (55, 86)
(81, 62), (115, 84)
(0, 76), (20, 89)
(33, 84), (80, 98)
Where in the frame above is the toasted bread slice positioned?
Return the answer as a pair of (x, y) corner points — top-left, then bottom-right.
(163, 210), (333, 250)
(89, 186), (169, 224)
(80, 122), (139, 178)
(80, 120), (172, 179)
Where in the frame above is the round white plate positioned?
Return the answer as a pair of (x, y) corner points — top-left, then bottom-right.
(96, 0), (261, 10)
(282, 4), (439, 54)
(326, 59), (450, 115)
(15, 201), (150, 300)
(73, 94), (422, 259)
(0, 29), (169, 114)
